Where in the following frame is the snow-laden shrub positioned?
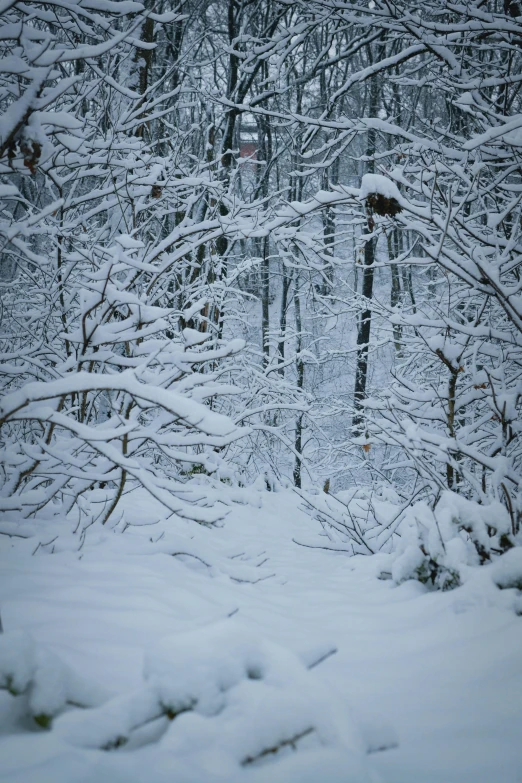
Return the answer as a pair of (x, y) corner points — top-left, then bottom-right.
(0, 630), (106, 728)
(297, 484), (408, 555)
(491, 548), (522, 592)
(48, 620), (382, 776)
(301, 484), (519, 591)
(0, 630), (35, 697)
(1, 619), (386, 776)
(391, 492), (514, 591)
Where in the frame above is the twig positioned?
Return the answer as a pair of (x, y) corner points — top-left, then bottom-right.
(242, 727), (315, 766)
(32, 536), (58, 556)
(307, 647), (337, 669)
(0, 530), (31, 539)
(171, 552), (211, 568)
(292, 538), (352, 552)
(229, 573), (275, 584)
(501, 482), (516, 536)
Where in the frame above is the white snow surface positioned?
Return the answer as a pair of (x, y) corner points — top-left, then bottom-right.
(0, 488), (521, 783)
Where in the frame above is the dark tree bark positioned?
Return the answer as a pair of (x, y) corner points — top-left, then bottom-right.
(352, 50), (379, 436)
(293, 275), (305, 488)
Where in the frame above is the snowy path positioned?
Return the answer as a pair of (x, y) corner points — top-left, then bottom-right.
(1, 489), (522, 782)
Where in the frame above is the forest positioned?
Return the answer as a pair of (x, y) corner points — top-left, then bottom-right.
(1, 1), (522, 781)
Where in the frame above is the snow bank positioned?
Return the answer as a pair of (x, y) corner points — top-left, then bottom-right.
(1, 488), (521, 782)
(0, 502), (372, 778)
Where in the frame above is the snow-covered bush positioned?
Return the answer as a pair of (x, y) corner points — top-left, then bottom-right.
(300, 484), (519, 592)
(55, 620), (361, 762)
(298, 484), (408, 555)
(0, 630), (106, 728)
(491, 548), (522, 592)
(1, 621), (378, 777)
(391, 492), (515, 591)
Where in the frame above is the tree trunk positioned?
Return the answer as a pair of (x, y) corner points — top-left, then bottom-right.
(352, 52), (379, 436)
(293, 275), (304, 487)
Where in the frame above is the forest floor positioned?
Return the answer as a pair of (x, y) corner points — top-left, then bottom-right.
(1, 488), (521, 783)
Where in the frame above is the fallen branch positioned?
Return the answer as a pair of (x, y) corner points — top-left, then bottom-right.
(307, 647), (337, 670)
(241, 726), (315, 766)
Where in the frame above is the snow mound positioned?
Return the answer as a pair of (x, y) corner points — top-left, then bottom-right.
(0, 630), (35, 696)
(491, 548), (522, 591)
(0, 631), (107, 727)
(52, 619), (370, 776)
(144, 621), (267, 716)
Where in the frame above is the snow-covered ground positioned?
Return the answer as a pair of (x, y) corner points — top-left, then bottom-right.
(1, 488), (522, 783)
